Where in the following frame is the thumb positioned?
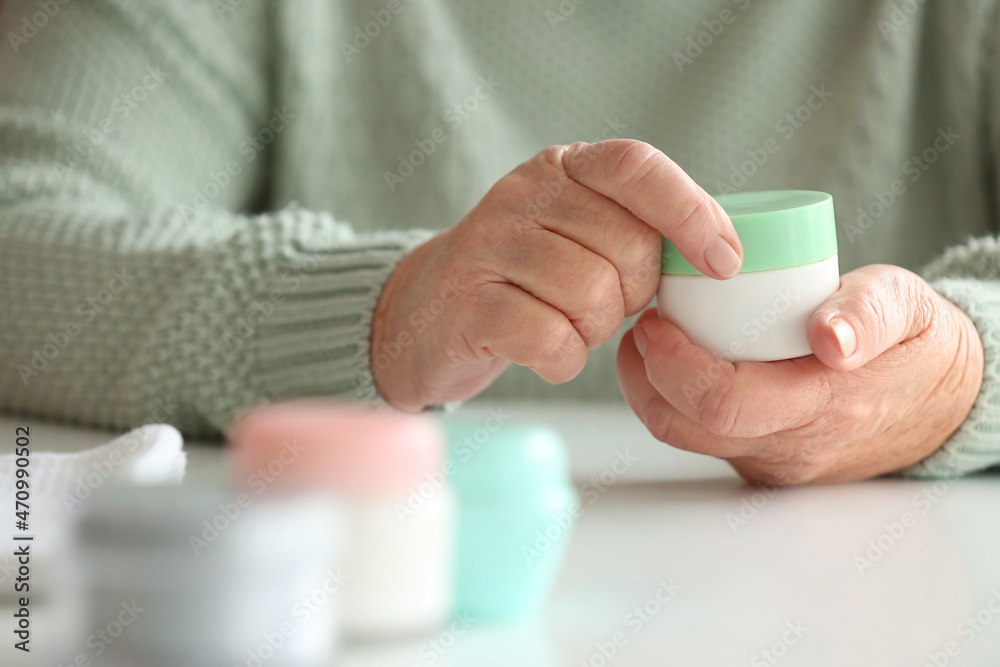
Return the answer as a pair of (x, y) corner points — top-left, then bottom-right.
(807, 264), (936, 371)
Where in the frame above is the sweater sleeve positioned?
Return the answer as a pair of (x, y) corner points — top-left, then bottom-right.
(900, 246), (1000, 478)
(0, 0), (430, 438)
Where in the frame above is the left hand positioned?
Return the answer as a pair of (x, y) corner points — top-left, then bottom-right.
(617, 264), (985, 484)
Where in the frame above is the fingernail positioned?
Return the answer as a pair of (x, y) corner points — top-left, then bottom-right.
(830, 318), (857, 359)
(633, 321), (649, 357)
(703, 235), (742, 279)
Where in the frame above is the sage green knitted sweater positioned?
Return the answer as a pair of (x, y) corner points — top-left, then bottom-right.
(0, 0), (998, 477)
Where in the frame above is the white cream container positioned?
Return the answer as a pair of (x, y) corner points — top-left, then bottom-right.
(76, 485), (342, 666)
(658, 191), (840, 362)
(341, 487), (454, 638)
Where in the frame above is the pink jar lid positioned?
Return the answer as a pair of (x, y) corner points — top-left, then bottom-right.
(228, 401), (443, 498)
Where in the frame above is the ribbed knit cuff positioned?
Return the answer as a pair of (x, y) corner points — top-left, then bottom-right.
(247, 232), (436, 410)
(900, 277), (1000, 478)
(148, 205), (434, 436)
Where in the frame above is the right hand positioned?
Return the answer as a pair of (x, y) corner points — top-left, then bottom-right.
(371, 139), (743, 412)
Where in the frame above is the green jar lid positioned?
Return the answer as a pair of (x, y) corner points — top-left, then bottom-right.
(661, 190), (838, 275)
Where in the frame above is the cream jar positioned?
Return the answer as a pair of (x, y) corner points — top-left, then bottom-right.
(229, 403), (454, 640)
(658, 190), (840, 362)
(442, 419), (577, 622)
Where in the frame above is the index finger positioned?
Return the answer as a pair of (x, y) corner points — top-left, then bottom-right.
(561, 139), (743, 280)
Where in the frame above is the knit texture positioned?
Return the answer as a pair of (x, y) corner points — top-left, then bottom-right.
(0, 0), (998, 476)
(904, 239), (1000, 478)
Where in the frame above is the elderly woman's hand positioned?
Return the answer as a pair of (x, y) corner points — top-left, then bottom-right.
(371, 140), (743, 412)
(617, 264), (984, 483)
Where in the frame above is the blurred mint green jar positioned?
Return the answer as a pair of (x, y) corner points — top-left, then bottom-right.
(442, 419), (578, 622)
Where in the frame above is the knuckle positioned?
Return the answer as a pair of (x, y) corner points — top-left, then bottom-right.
(584, 265), (624, 318)
(606, 140), (664, 191)
(620, 230), (664, 309)
(899, 271), (939, 335)
(642, 398), (677, 445)
(851, 279), (892, 346)
(635, 219), (666, 257)
(862, 264), (936, 339)
(696, 380), (743, 437)
(534, 320), (580, 369)
(578, 313), (624, 348)
(673, 193), (715, 238)
(534, 144), (572, 172)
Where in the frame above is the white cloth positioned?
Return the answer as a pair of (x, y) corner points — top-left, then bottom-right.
(0, 424), (186, 600)
(0, 423), (186, 513)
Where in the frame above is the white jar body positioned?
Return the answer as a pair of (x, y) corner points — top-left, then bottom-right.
(78, 491), (343, 667)
(341, 485), (455, 639)
(657, 255), (840, 362)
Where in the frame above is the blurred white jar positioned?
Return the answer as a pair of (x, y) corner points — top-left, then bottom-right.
(76, 484), (342, 667)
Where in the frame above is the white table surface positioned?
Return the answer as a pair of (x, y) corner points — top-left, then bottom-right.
(4, 402), (1000, 667)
